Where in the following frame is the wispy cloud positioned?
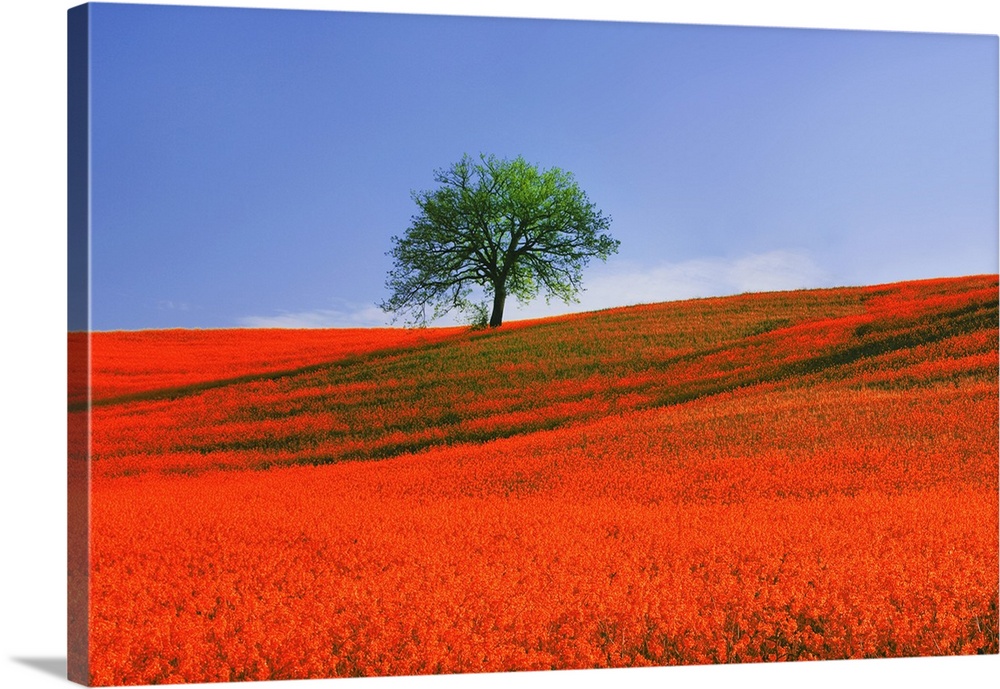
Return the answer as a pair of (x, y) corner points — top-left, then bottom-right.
(157, 299), (191, 312)
(507, 249), (831, 320)
(237, 250), (830, 328)
(237, 300), (391, 329)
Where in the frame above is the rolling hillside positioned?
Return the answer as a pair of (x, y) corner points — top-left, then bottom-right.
(76, 275), (999, 684)
(85, 274), (997, 477)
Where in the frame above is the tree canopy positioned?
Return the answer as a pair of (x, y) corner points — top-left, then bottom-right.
(380, 154), (619, 328)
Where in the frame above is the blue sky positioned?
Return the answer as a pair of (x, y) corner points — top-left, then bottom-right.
(85, 2), (998, 330)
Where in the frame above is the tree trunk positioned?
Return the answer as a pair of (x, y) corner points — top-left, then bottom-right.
(489, 286), (506, 327)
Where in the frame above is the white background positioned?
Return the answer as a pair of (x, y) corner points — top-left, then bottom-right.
(1, 1), (997, 688)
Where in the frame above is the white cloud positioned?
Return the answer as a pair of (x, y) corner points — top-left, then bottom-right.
(506, 249), (831, 320)
(237, 250), (830, 328)
(237, 300), (391, 328)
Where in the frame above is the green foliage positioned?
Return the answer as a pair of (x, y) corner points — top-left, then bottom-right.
(379, 153), (619, 327)
(465, 301), (490, 330)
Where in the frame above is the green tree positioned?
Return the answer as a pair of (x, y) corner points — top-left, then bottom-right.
(380, 154), (619, 328)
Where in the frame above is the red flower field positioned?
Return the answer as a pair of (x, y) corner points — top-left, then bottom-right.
(72, 275), (999, 685)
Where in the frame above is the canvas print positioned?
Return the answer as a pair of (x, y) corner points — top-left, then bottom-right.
(67, 2), (999, 686)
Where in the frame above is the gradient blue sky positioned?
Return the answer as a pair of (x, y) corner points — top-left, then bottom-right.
(86, 2), (998, 330)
